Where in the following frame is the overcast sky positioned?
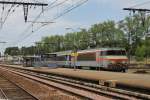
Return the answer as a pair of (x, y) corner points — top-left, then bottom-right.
(0, 0), (150, 53)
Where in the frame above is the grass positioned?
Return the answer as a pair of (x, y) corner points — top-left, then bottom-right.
(130, 58), (150, 65)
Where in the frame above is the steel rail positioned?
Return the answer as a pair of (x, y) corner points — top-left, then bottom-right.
(1, 66), (149, 100)
(17, 69), (150, 100)
(0, 66), (111, 100)
(0, 74), (37, 100)
(0, 88), (8, 99)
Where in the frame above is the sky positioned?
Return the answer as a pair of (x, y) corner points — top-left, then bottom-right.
(0, 0), (150, 53)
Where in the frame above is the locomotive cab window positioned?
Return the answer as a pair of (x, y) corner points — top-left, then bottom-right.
(100, 50), (126, 56)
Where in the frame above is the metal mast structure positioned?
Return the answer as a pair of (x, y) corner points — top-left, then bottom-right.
(0, 1), (48, 22)
(123, 8), (150, 65)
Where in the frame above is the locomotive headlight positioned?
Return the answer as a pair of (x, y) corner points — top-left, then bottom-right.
(122, 61), (127, 64)
(109, 61), (115, 64)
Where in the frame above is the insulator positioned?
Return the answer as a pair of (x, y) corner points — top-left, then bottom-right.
(8, 9), (11, 12)
(129, 11), (132, 16)
(2, 5), (4, 10)
(11, 4), (15, 7)
(32, 24), (34, 33)
(42, 6), (44, 12)
(34, 6), (36, 9)
(30, 6), (32, 9)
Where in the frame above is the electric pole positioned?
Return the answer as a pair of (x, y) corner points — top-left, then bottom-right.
(123, 8), (150, 65)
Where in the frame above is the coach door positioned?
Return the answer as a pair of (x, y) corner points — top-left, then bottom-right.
(99, 51), (104, 69)
(96, 51), (101, 70)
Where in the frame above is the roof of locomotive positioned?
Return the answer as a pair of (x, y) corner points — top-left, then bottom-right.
(77, 48), (126, 54)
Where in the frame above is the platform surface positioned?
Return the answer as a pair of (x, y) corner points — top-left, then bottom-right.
(1, 64), (150, 90)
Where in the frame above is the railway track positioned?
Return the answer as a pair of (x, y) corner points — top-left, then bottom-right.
(0, 66), (111, 100)
(0, 66), (80, 100)
(0, 65), (150, 100)
(0, 75), (37, 100)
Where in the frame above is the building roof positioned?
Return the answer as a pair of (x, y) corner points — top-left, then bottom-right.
(44, 50), (72, 56)
(23, 55), (41, 58)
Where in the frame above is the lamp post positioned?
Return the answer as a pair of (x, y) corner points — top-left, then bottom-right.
(0, 41), (7, 51)
(65, 28), (77, 70)
(0, 41), (7, 61)
(65, 27), (83, 70)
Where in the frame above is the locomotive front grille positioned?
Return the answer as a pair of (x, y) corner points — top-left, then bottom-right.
(108, 63), (128, 71)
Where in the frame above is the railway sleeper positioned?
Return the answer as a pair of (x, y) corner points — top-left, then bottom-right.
(99, 80), (117, 88)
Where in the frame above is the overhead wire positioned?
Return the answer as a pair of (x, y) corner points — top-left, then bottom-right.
(0, 0), (21, 30)
(16, 0), (88, 46)
(15, 0), (59, 38)
(10, 0), (70, 46)
(0, 4), (5, 28)
(3, 0), (150, 48)
(0, 0), (42, 30)
(130, 0), (150, 8)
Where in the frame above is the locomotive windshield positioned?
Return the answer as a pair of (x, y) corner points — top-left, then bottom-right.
(101, 50), (126, 56)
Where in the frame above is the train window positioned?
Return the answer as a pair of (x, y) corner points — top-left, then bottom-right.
(100, 51), (106, 56)
(77, 52), (96, 61)
(41, 54), (57, 61)
(56, 55), (68, 61)
(66, 55), (71, 61)
(100, 50), (126, 56)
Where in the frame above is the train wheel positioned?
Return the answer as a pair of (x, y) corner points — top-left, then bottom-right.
(122, 69), (126, 73)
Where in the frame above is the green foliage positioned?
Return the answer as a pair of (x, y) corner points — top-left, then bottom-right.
(4, 14), (150, 60)
(135, 45), (146, 61)
(20, 46), (37, 55)
(119, 14), (150, 55)
(90, 20), (125, 47)
(5, 47), (20, 56)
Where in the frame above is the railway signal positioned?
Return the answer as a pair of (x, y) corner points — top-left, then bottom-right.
(65, 27), (81, 70)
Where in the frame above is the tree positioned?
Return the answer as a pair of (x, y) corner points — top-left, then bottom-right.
(5, 47), (20, 56)
(75, 29), (90, 50)
(89, 20), (124, 47)
(5, 14), (150, 63)
(135, 45), (146, 61)
(119, 14), (149, 54)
